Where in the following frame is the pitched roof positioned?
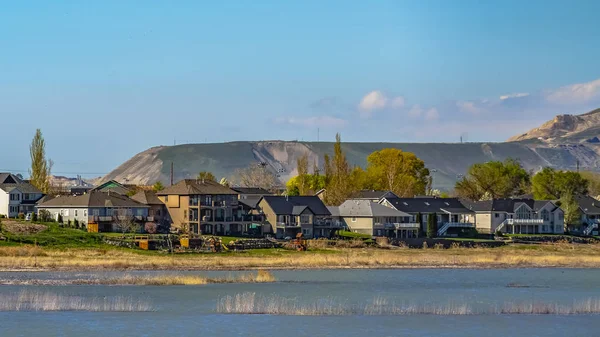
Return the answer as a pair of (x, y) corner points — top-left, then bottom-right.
(0, 173), (22, 184)
(260, 196), (330, 216)
(0, 182), (42, 194)
(461, 198), (557, 213)
(230, 187), (271, 195)
(339, 200), (410, 217)
(239, 197), (262, 209)
(574, 195), (600, 215)
(384, 197), (473, 214)
(353, 190), (398, 200)
(327, 206), (340, 217)
(37, 191), (149, 208)
(130, 190), (164, 205)
(157, 179), (237, 196)
(92, 180), (131, 195)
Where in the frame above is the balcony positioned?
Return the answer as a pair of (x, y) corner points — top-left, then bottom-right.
(507, 219), (545, 225)
(134, 216), (145, 221)
(146, 216), (154, 222)
(98, 216), (113, 222)
(315, 220), (344, 227)
(276, 222), (300, 228)
(390, 222), (421, 229)
(202, 215), (212, 222)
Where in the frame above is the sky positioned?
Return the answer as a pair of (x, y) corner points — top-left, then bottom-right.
(1, 0), (600, 177)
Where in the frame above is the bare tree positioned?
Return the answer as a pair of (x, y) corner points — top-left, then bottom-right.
(115, 209), (140, 237)
(235, 164), (278, 191)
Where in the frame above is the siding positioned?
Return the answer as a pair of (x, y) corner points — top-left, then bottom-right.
(343, 216), (374, 235)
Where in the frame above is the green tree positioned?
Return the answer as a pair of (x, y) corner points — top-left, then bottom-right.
(416, 212), (423, 237)
(296, 153), (309, 195)
(455, 159), (530, 200)
(426, 213), (437, 238)
(323, 134), (352, 205)
(349, 166), (370, 191)
(197, 171), (216, 182)
(285, 176), (301, 196)
(532, 167), (588, 200)
(29, 129), (52, 194)
(580, 171), (600, 197)
(219, 177), (230, 187)
(560, 191), (581, 231)
(152, 181), (165, 192)
(366, 148), (430, 197)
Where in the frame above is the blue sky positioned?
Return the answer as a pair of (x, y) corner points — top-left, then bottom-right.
(1, 0), (600, 177)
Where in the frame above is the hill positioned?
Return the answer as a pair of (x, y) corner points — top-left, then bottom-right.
(508, 108), (600, 143)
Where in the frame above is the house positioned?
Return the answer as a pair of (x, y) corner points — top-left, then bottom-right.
(573, 195), (600, 235)
(338, 200), (418, 238)
(0, 173), (43, 218)
(230, 187), (273, 200)
(351, 190), (399, 202)
(92, 180), (132, 196)
(130, 190), (170, 226)
(36, 191), (149, 232)
(380, 196), (475, 237)
(461, 198), (564, 235)
(156, 179), (262, 236)
(257, 196), (334, 238)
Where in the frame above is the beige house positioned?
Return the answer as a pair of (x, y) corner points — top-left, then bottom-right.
(258, 196), (334, 238)
(338, 200), (418, 237)
(462, 199), (564, 234)
(130, 190), (170, 229)
(157, 179), (263, 236)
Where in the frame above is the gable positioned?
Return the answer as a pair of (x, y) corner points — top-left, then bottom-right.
(514, 203), (532, 213)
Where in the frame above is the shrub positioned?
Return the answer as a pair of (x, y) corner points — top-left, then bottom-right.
(31, 212), (38, 222)
(39, 210), (52, 222)
(74, 219), (79, 228)
(18, 213), (25, 220)
(145, 222), (157, 234)
(495, 230), (503, 238)
(68, 219), (73, 227)
(57, 214), (63, 224)
(426, 213), (437, 238)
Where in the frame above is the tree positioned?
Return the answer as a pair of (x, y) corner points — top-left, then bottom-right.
(323, 134), (352, 205)
(416, 212), (423, 237)
(285, 176), (301, 196)
(349, 166), (370, 191)
(366, 148), (430, 197)
(532, 167), (588, 200)
(39, 209), (52, 222)
(296, 153), (309, 195)
(426, 212), (437, 238)
(560, 192), (581, 231)
(197, 171), (216, 182)
(219, 177), (230, 187)
(29, 129), (52, 194)
(116, 209), (140, 237)
(152, 181), (165, 192)
(286, 174), (326, 196)
(235, 164), (278, 191)
(580, 171), (600, 198)
(455, 159), (530, 200)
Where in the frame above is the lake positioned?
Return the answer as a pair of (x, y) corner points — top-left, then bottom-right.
(0, 268), (598, 337)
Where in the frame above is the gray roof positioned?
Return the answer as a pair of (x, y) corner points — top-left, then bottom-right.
(353, 190), (398, 200)
(461, 198), (557, 213)
(157, 179), (237, 196)
(130, 190), (164, 206)
(231, 187), (271, 195)
(339, 200), (410, 217)
(239, 197), (261, 209)
(37, 191), (149, 208)
(0, 183), (42, 194)
(575, 195), (600, 215)
(327, 206), (340, 217)
(260, 196), (330, 216)
(384, 197), (474, 214)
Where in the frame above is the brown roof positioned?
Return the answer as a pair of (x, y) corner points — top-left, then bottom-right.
(37, 191), (149, 208)
(157, 179), (238, 196)
(130, 190), (164, 205)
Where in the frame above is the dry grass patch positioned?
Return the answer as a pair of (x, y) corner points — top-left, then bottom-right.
(2, 221), (47, 235)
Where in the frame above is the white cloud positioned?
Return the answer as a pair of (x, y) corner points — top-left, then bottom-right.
(390, 96), (405, 109)
(408, 104), (423, 117)
(424, 108), (439, 121)
(456, 101), (486, 114)
(545, 78), (600, 104)
(275, 116), (347, 128)
(358, 90), (405, 118)
(500, 92), (530, 100)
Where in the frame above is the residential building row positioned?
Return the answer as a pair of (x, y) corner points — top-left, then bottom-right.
(1, 171), (599, 238)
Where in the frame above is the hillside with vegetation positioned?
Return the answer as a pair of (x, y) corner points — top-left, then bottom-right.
(100, 109), (600, 190)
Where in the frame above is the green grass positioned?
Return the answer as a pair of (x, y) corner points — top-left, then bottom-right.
(2, 222), (106, 248)
(335, 230), (372, 240)
(444, 238), (497, 243)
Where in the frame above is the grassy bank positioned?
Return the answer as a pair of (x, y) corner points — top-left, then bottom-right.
(1, 242), (600, 270)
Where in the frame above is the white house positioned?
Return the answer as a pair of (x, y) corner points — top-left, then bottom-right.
(461, 198), (564, 234)
(0, 173), (43, 218)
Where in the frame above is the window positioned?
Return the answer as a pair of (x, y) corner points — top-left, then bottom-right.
(75, 210), (78, 217)
(300, 215), (310, 224)
(351, 217), (357, 222)
(302, 228), (311, 235)
(84, 210), (88, 217)
(93, 209), (99, 216)
(495, 213), (499, 218)
(165, 196), (169, 202)
(541, 209), (550, 221)
(60, 209), (64, 216)
(137, 209), (143, 216)
(24, 194), (30, 200)
(64, 210), (69, 216)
